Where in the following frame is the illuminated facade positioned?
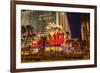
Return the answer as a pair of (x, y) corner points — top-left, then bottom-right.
(21, 10), (90, 62)
(56, 12), (71, 39)
(81, 14), (90, 48)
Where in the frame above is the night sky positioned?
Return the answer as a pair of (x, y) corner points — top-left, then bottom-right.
(67, 13), (82, 38)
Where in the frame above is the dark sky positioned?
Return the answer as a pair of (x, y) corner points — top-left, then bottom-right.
(67, 13), (82, 38)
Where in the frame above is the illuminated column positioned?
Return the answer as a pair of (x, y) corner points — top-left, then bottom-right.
(61, 12), (65, 28)
(55, 12), (71, 39)
(86, 21), (89, 32)
(64, 13), (71, 39)
(56, 12), (59, 25)
(81, 16), (89, 41)
(81, 15), (90, 48)
(81, 21), (85, 40)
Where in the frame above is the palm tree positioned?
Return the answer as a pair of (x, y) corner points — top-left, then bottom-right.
(21, 26), (26, 47)
(21, 26), (26, 34)
(25, 25), (34, 47)
(38, 35), (47, 53)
